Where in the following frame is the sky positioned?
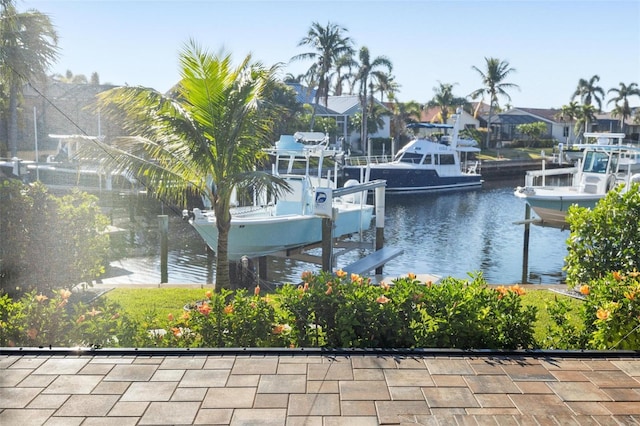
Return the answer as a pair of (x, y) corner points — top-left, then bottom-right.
(20, 0), (640, 110)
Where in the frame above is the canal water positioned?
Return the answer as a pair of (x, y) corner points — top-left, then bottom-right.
(100, 179), (570, 287)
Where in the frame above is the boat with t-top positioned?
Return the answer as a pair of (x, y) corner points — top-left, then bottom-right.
(183, 132), (375, 260)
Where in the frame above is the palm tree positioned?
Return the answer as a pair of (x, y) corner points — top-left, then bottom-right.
(470, 57), (519, 148)
(373, 72), (400, 104)
(426, 82), (468, 125)
(388, 96), (422, 154)
(607, 82), (640, 133)
(354, 46), (392, 152)
(574, 104), (597, 140)
(85, 42), (286, 290)
(572, 75), (605, 111)
(557, 101), (580, 145)
(291, 22), (353, 129)
(332, 53), (357, 96)
(0, 0), (58, 157)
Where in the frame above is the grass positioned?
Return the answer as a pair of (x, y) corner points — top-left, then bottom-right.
(477, 147), (549, 161)
(103, 286), (584, 348)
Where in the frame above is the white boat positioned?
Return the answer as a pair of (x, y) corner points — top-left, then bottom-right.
(184, 133), (375, 260)
(515, 140), (640, 228)
(563, 132), (640, 171)
(342, 110), (482, 193)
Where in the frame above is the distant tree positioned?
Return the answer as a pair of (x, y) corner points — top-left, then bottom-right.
(82, 42), (286, 290)
(0, 0), (59, 157)
(354, 46), (392, 151)
(574, 104), (598, 139)
(470, 57), (519, 148)
(372, 71), (399, 104)
(388, 96), (422, 152)
(607, 82), (640, 133)
(426, 82), (468, 125)
(516, 122), (547, 146)
(292, 22), (354, 129)
(331, 53), (357, 96)
(90, 71), (100, 85)
(557, 101), (581, 144)
(572, 75), (605, 111)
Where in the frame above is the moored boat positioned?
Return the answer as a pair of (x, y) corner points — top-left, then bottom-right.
(515, 140), (640, 228)
(342, 110), (482, 193)
(184, 133), (375, 260)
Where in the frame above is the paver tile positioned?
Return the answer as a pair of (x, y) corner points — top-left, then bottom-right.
(288, 393), (340, 416)
(421, 387), (478, 408)
(351, 356), (399, 369)
(469, 361), (507, 375)
(253, 393), (289, 408)
(258, 374), (306, 393)
(78, 363), (114, 375)
(0, 368), (33, 387)
(339, 380), (390, 400)
(514, 381), (553, 394)
(203, 357), (236, 369)
(612, 360), (640, 376)
(227, 374), (260, 387)
(138, 401), (200, 425)
(0, 355), (18, 368)
(27, 393), (70, 409)
(585, 370), (640, 387)
(509, 394), (573, 416)
(107, 401), (149, 416)
(194, 408), (233, 424)
(550, 370), (589, 382)
(548, 381), (611, 401)
(306, 379), (339, 393)
(341, 400), (377, 416)
(229, 408), (286, 425)
(103, 364), (157, 381)
(375, 400), (431, 424)
(539, 359), (590, 371)
(581, 360), (620, 371)
(599, 402), (640, 415)
(91, 381), (131, 395)
(150, 368), (185, 381)
(276, 362), (306, 375)
(33, 358), (88, 375)
(54, 394), (119, 417)
(202, 387), (257, 408)
(42, 374), (102, 394)
(0, 387), (43, 408)
(120, 381), (177, 401)
(8, 357), (48, 369)
(464, 375), (520, 394)
(158, 356), (206, 370)
(179, 368), (229, 387)
(566, 401), (612, 416)
(324, 416), (379, 425)
(394, 357), (428, 369)
(82, 417), (139, 426)
(89, 357), (134, 365)
(384, 368), (435, 387)
(307, 362), (353, 380)
(501, 364), (556, 381)
(425, 359), (474, 375)
(353, 368), (385, 381)
(43, 417), (84, 426)
(601, 388), (640, 401)
(231, 357), (278, 374)
(431, 374), (467, 387)
(285, 416), (323, 426)
(0, 408), (55, 426)
(16, 374), (56, 388)
(171, 386), (207, 401)
(474, 393), (516, 408)
(389, 386), (424, 401)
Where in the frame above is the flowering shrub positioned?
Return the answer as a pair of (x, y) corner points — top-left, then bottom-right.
(276, 271), (537, 349)
(546, 271), (640, 350)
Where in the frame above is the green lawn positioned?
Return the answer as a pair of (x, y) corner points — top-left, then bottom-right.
(103, 286), (583, 348)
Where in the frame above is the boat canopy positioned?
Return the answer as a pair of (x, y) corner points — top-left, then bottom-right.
(407, 122), (454, 129)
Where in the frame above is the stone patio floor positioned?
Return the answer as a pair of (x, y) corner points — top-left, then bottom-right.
(1, 351), (640, 425)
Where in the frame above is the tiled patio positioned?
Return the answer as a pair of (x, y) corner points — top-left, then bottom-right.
(1, 350), (640, 425)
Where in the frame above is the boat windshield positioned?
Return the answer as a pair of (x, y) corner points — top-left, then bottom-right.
(398, 152), (424, 164)
(583, 151), (612, 174)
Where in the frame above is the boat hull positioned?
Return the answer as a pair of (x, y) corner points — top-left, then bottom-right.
(342, 166), (482, 193)
(190, 203), (374, 260)
(514, 187), (602, 228)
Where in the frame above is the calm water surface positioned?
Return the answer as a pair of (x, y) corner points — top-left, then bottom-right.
(101, 180), (570, 286)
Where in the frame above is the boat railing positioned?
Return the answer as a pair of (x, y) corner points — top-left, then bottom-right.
(344, 155), (392, 166)
(524, 165), (579, 187)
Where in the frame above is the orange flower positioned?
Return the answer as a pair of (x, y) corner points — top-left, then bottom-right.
(376, 295), (390, 304)
(272, 324), (284, 335)
(254, 285), (261, 296)
(87, 307), (102, 317)
(336, 269), (347, 279)
(495, 286), (508, 299)
(181, 312), (190, 321)
(624, 291), (636, 301)
(35, 293), (48, 303)
(57, 299), (68, 309)
(205, 290), (213, 299)
(509, 285), (526, 296)
(325, 286), (333, 295)
(167, 313), (174, 321)
(223, 304), (234, 314)
(350, 273), (360, 282)
(579, 285), (590, 295)
(613, 271), (623, 281)
(596, 308), (610, 320)
(110, 313), (120, 320)
(301, 270), (313, 281)
(407, 273), (417, 280)
(26, 328), (38, 340)
(59, 289), (72, 300)
(380, 282), (390, 292)
(76, 315), (86, 324)
(198, 302), (212, 316)
(629, 269), (640, 278)
(171, 327), (182, 337)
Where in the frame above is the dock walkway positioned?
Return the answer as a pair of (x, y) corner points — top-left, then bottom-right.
(1, 349), (639, 425)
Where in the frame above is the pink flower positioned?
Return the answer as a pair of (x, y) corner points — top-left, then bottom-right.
(376, 295), (390, 304)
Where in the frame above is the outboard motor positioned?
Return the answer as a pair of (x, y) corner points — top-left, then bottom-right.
(182, 209), (195, 221)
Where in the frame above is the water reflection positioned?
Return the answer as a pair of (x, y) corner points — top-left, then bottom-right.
(100, 180), (570, 286)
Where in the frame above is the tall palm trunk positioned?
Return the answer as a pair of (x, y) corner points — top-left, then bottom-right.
(8, 82), (19, 158)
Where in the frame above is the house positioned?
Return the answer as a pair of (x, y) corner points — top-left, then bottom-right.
(420, 107), (480, 131)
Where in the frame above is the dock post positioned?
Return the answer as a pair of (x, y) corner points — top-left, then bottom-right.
(321, 209), (335, 272)
(158, 215), (168, 284)
(374, 185), (386, 275)
(521, 205), (531, 284)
